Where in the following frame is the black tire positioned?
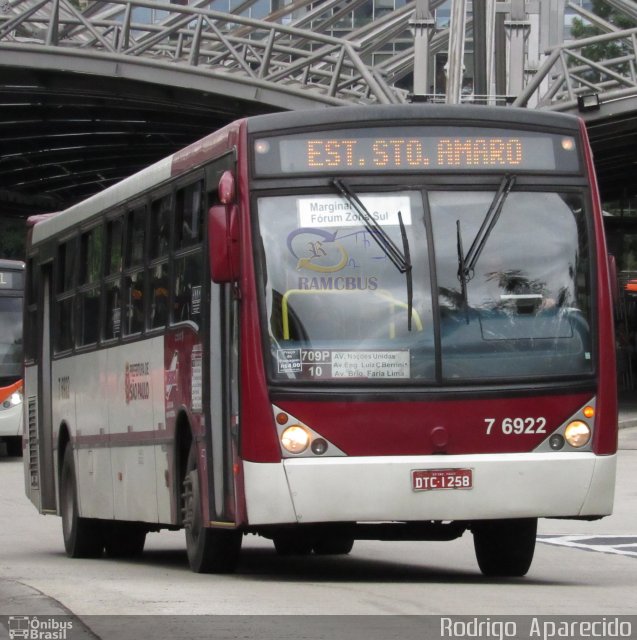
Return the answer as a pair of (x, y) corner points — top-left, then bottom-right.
(313, 535), (355, 555)
(272, 531), (314, 556)
(60, 447), (104, 558)
(182, 445), (242, 573)
(104, 523), (147, 558)
(473, 518), (537, 577)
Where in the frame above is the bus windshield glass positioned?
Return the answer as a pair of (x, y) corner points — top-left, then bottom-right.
(432, 190), (592, 380)
(256, 187), (592, 384)
(0, 297), (23, 381)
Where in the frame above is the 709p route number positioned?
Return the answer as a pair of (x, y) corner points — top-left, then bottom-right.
(484, 417), (547, 435)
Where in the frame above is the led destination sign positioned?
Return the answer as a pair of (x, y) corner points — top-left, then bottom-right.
(253, 126), (580, 175)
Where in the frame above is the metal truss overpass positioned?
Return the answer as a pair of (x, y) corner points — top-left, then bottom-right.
(1, 0), (636, 216)
(514, 25), (637, 203)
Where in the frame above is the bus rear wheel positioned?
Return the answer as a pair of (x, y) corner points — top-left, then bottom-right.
(182, 445), (242, 573)
(60, 446), (104, 558)
(472, 518), (537, 577)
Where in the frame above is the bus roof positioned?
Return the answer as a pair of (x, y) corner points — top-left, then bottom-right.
(245, 104), (582, 135)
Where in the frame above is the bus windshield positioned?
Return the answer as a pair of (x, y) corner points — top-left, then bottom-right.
(256, 187), (592, 384)
(432, 190), (592, 381)
(257, 190), (435, 382)
(0, 297), (23, 382)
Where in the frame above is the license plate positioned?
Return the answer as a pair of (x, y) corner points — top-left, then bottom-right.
(412, 468), (473, 492)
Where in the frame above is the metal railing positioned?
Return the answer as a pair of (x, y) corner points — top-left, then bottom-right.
(514, 27), (637, 110)
(0, 0), (409, 105)
(2, 0), (636, 111)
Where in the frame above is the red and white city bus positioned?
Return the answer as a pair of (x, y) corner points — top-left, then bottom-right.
(0, 259), (25, 457)
(24, 104), (617, 576)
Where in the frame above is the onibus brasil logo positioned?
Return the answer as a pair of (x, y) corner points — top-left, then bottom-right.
(8, 616), (73, 640)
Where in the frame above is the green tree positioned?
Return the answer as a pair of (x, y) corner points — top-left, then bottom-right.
(570, 0), (636, 79)
(571, 0), (635, 39)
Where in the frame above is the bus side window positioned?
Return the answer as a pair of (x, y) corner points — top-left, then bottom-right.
(174, 253), (202, 326)
(149, 195), (172, 330)
(151, 263), (169, 329)
(105, 283), (122, 340)
(55, 240), (76, 353)
(126, 206), (146, 269)
(77, 225), (103, 347)
(58, 238), (76, 293)
(124, 272), (145, 335)
(123, 206), (147, 336)
(150, 195), (172, 260)
(176, 182), (203, 248)
(104, 217), (123, 340)
(24, 258), (37, 362)
(106, 217), (123, 276)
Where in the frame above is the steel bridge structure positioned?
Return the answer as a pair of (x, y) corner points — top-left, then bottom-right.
(1, 0), (636, 215)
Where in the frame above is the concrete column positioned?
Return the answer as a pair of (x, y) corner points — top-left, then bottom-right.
(411, 0), (436, 96)
(446, 0), (467, 103)
(505, 0), (530, 97)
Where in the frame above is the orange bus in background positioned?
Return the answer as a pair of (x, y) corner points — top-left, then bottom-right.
(0, 259), (25, 457)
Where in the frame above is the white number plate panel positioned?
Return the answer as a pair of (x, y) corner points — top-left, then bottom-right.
(411, 468), (473, 492)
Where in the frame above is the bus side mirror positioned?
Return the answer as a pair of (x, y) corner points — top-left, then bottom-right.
(209, 204), (239, 283)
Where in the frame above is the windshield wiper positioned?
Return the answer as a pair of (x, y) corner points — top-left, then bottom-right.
(332, 179), (410, 273)
(332, 178), (414, 330)
(456, 219), (469, 319)
(457, 174), (516, 312)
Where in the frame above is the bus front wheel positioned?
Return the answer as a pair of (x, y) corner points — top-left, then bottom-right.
(182, 445), (242, 573)
(472, 518), (537, 577)
(60, 446), (104, 558)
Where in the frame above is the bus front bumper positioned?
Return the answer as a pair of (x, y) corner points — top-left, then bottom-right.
(243, 452), (617, 526)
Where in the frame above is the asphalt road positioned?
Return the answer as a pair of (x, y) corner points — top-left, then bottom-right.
(0, 430), (635, 638)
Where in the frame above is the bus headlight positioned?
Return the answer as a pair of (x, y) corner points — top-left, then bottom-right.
(2, 391), (22, 409)
(281, 425), (311, 454)
(564, 420), (591, 448)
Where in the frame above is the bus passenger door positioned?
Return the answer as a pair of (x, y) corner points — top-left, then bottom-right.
(205, 155), (239, 525)
(25, 263), (56, 512)
(208, 282), (238, 524)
